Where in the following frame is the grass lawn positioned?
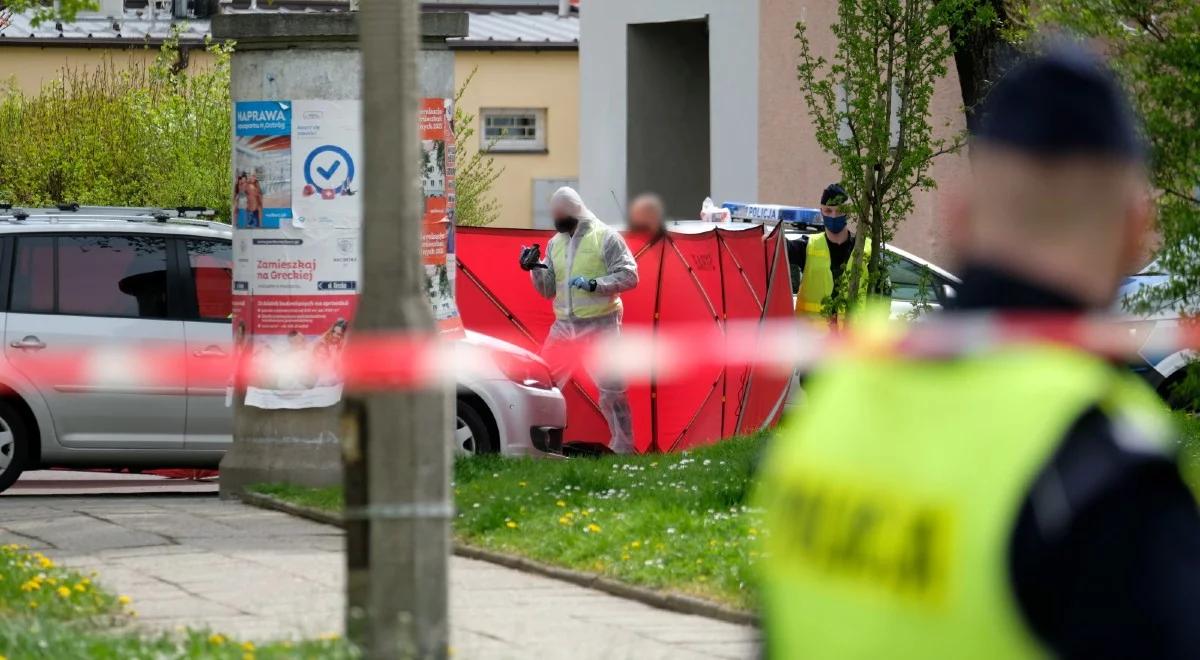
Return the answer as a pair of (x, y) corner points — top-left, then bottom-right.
(254, 433), (769, 611)
(252, 411), (1200, 614)
(0, 543), (355, 658)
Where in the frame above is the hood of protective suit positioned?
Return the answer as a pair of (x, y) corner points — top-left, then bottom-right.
(550, 186), (601, 225)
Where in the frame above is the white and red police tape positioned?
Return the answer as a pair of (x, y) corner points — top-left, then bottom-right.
(1, 314), (1195, 393)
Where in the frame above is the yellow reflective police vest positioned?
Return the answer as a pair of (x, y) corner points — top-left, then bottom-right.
(548, 222), (621, 320)
(756, 344), (1174, 659)
(795, 233), (873, 317)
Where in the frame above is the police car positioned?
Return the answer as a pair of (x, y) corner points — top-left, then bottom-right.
(1117, 260), (1197, 409)
(719, 202), (961, 318)
(719, 202), (1195, 409)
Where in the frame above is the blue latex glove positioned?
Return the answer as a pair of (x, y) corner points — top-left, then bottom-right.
(570, 276), (596, 292)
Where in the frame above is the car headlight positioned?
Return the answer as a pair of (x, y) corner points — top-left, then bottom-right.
(497, 353), (555, 390)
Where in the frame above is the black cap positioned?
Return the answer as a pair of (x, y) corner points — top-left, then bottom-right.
(820, 183), (848, 206)
(976, 43), (1144, 160)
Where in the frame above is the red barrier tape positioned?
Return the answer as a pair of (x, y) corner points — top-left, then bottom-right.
(0, 314), (1194, 393)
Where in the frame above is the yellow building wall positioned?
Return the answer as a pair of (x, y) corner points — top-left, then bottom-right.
(0, 47), (216, 96)
(454, 49), (579, 229)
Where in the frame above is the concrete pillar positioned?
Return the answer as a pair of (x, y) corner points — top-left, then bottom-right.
(213, 11), (467, 498)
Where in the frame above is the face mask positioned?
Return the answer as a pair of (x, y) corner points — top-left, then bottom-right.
(553, 216), (579, 234)
(822, 214), (848, 233)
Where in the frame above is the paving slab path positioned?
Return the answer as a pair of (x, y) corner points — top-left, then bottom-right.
(0, 493), (758, 659)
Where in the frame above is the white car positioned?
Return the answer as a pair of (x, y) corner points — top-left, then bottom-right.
(456, 330), (566, 456)
(0, 206), (565, 493)
(670, 208), (962, 318)
(1116, 260), (1197, 409)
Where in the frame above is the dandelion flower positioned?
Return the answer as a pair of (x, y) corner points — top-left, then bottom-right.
(242, 641), (256, 652)
(585, 523), (602, 534)
(506, 521), (518, 529)
(118, 595), (132, 605)
(27, 601), (38, 609)
(631, 540), (641, 548)
(56, 586), (71, 598)
(558, 517), (570, 525)
(555, 500), (566, 507)
(208, 633), (227, 646)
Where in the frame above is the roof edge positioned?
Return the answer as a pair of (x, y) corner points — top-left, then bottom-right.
(449, 40), (577, 51)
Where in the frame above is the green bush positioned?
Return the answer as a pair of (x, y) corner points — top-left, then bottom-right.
(0, 32), (233, 220)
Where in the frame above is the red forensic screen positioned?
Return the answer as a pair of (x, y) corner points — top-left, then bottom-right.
(455, 225), (795, 453)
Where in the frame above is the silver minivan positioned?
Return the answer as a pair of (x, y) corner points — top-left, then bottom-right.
(0, 207), (565, 493)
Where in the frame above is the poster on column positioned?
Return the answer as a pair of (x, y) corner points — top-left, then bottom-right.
(419, 97), (464, 336)
(235, 98), (461, 409)
(233, 101), (293, 229)
(238, 99), (362, 410)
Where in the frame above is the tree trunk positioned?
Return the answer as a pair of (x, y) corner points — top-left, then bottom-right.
(949, 0), (1016, 132)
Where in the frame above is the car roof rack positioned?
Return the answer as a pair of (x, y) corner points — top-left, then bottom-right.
(0, 205), (220, 223)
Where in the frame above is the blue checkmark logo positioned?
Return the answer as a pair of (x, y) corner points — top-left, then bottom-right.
(303, 144), (355, 195)
(315, 160), (341, 181)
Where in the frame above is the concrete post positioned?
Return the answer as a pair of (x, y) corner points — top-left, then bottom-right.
(212, 12), (467, 499)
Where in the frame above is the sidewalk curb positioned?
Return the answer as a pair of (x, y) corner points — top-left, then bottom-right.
(240, 491), (343, 527)
(238, 491), (759, 628)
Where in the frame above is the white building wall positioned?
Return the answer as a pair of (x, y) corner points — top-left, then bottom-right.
(578, 0), (760, 221)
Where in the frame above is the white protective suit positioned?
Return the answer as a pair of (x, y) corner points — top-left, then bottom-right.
(530, 187), (639, 454)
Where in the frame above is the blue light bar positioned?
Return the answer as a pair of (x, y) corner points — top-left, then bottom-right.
(722, 202), (822, 227)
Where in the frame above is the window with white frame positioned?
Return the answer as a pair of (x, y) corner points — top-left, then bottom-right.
(481, 108), (547, 153)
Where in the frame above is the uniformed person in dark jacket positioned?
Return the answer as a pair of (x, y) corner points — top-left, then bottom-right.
(785, 184), (873, 317)
(758, 44), (1200, 659)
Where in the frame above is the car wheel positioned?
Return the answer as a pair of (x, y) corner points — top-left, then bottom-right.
(455, 397), (498, 456)
(0, 400), (31, 494)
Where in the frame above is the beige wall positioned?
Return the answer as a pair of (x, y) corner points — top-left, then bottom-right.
(0, 46), (216, 96)
(454, 49), (579, 229)
(758, 0), (968, 267)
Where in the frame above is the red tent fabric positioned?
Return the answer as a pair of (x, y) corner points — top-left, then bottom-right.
(456, 224), (794, 453)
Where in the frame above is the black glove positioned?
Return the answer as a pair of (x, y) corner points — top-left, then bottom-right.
(519, 244), (548, 271)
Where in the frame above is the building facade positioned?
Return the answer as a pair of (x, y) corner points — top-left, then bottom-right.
(0, 0), (217, 96)
(579, 0), (969, 265)
(449, 5), (580, 229)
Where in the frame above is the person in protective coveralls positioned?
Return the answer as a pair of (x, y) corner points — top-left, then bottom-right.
(520, 187), (639, 454)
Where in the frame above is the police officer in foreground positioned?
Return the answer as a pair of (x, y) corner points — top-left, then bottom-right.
(786, 183), (873, 318)
(757, 45), (1200, 659)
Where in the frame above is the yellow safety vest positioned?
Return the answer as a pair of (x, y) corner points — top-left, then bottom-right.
(756, 344), (1175, 659)
(795, 233), (873, 317)
(548, 222), (621, 320)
